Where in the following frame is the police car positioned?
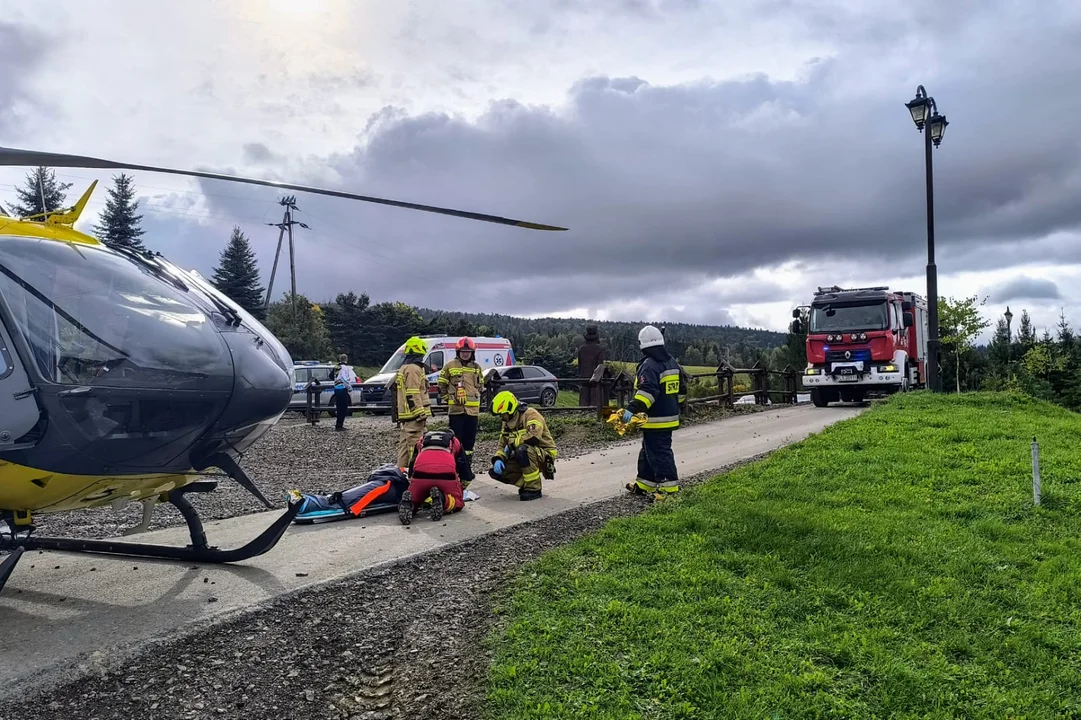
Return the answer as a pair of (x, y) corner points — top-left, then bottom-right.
(289, 360), (364, 413)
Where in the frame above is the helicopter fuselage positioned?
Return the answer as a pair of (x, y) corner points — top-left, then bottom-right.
(0, 216), (295, 520)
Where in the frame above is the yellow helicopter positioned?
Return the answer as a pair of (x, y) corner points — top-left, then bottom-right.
(0, 146), (567, 592)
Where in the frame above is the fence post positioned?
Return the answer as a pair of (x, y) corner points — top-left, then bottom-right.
(720, 363), (734, 406)
(749, 360), (764, 404)
(1032, 436), (1041, 506)
(782, 364), (796, 404)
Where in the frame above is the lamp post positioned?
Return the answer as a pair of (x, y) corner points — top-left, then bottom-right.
(905, 85), (949, 392)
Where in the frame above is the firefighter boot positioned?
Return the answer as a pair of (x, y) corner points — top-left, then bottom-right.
(519, 488), (542, 501)
(429, 487), (445, 521)
(398, 490), (414, 526)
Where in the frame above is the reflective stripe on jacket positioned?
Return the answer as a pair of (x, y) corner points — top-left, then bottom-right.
(438, 359), (484, 416)
(493, 406), (558, 463)
(395, 361), (432, 421)
(628, 355), (682, 430)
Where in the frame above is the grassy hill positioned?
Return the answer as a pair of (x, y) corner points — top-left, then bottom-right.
(484, 392), (1081, 718)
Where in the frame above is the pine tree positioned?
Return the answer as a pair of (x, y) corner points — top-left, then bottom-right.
(10, 167), (72, 219)
(1018, 310), (1037, 350)
(93, 173), (147, 252)
(211, 226), (266, 320)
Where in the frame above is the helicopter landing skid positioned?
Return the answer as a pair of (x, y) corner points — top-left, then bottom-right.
(0, 481), (302, 593)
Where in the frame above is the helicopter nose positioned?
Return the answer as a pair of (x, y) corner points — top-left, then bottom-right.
(223, 332), (294, 429)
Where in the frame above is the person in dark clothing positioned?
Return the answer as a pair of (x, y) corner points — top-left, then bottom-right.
(577, 324), (606, 406)
(618, 325), (683, 499)
(333, 354), (358, 431)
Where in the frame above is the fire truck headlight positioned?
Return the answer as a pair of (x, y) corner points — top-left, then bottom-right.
(805, 368), (820, 375)
(856, 332), (868, 341)
(881, 363), (897, 373)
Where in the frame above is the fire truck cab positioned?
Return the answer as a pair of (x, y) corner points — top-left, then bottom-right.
(793, 286), (928, 407)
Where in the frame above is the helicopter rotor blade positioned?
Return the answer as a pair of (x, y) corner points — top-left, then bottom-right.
(0, 145), (568, 231)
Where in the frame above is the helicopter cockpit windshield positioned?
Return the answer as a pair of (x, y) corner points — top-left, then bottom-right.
(0, 235), (231, 389)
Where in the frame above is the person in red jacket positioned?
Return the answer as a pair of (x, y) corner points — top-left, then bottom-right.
(398, 428), (467, 525)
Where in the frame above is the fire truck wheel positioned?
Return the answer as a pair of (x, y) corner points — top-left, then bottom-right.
(811, 389), (830, 408)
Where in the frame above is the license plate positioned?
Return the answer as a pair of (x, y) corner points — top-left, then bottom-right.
(838, 375), (858, 382)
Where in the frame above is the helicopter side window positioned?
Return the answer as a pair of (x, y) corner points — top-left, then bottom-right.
(0, 235), (230, 388)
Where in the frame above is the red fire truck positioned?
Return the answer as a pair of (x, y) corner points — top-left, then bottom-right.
(792, 286), (928, 407)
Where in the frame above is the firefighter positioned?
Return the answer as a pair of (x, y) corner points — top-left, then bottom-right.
(487, 390), (556, 501)
(619, 324), (682, 498)
(437, 337), (483, 487)
(394, 336), (432, 469)
(398, 428), (467, 525)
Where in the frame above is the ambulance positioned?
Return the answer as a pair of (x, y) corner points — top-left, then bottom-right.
(356, 335), (515, 412)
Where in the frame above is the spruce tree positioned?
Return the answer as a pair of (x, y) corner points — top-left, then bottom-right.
(93, 173), (147, 252)
(212, 226), (266, 320)
(10, 166), (72, 220)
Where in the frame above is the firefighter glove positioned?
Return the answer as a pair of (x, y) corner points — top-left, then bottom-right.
(621, 409), (633, 423)
(493, 459), (505, 475)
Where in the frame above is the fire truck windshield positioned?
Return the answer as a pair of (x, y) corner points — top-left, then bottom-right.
(810, 302), (888, 333)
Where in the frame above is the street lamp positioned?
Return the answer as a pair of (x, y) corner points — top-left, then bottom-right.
(905, 85), (949, 392)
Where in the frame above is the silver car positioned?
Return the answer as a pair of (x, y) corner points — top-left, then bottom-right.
(483, 365), (560, 407)
(289, 362), (363, 413)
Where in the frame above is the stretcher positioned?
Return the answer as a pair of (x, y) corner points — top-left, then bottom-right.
(290, 464), (479, 524)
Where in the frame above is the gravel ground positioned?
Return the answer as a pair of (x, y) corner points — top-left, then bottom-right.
(26, 403), (776, 541)
(2, 456), (770, 720)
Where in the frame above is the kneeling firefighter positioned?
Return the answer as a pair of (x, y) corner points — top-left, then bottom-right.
(394, 336), (432, 469)
(437, 337), (483, 487)
(399, 429), (466, 525)
(619, 324), (683, 497)
(488, 390), (557, 501)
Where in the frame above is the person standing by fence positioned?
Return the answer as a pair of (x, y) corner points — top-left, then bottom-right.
(577, 324), (606, 406)
(332, 354), (358, 431)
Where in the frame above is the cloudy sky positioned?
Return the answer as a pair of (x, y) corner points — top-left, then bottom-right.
(3, 0), (1080, 342)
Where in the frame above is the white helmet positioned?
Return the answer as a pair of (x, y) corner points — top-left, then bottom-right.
(638, 325), (665, 349)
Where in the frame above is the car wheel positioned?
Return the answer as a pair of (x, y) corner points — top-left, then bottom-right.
(540, 387), (557, 407)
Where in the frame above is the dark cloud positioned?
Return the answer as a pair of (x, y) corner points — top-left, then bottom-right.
(60, 2), (1081, 326)
(985, 277), (1064, 303)
(0, 22), (49, 138)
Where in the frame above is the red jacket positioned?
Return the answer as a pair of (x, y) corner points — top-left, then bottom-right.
(409, 431), (462, 481)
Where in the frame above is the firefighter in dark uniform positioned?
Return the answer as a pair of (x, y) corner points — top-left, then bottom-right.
(619, 324), (683, 498)
(437, 337), (483, 487)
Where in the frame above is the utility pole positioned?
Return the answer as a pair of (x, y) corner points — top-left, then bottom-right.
(263, 195), (309, 319)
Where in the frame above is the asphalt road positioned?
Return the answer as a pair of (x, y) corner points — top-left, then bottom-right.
(0, 403), (864, 701)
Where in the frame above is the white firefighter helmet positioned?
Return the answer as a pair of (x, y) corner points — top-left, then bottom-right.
(638, 325), (665, 349)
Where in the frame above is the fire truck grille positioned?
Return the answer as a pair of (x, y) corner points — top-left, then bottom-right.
(826, 349), (872, 364)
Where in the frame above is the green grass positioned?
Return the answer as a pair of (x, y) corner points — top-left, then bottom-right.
(484, 392), (1081, 719)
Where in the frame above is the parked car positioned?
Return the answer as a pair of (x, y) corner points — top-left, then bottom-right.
(289, 361), (363, 413)
(483, 365), (560, 407)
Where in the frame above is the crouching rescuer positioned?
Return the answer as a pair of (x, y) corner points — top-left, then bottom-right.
(399, 429), (467, 525)
(621, 324), (682, 497)
(488, 390), (556, 501)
